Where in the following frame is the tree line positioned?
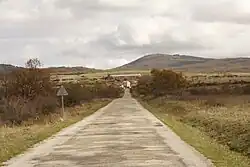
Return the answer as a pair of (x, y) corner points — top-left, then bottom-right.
(0, 59), (123, 125)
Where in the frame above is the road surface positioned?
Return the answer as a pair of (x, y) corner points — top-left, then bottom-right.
(4, 91), (213, 167)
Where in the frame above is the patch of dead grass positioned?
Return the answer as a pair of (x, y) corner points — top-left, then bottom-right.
(139, 95), (250, 165)
(140, 99), (250, 167)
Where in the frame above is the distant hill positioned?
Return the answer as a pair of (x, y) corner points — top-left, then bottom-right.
(47, 66), (102, 74)
(117, 54), (250, 72)
(0, 64), (101, 75)
(0, 64), (21, 74)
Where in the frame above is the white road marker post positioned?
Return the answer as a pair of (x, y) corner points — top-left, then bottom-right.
(57, 85), (68, 121)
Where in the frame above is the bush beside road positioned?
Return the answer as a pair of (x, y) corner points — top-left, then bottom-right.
(132, 69), (250, 167)
(138, 98), (250, 167)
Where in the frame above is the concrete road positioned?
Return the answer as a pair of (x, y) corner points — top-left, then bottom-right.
(4, 91), (213, 167)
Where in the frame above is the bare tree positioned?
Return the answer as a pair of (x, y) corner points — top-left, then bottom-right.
(4, 58), (53, 100)
(25, 58), (42, 69)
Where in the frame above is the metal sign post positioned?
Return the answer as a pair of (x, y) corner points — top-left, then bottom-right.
(61, 95), (64, 118)
(57, 85), (68, 120)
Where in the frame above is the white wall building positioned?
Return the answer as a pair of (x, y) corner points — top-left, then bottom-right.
(122, 80), (131, 89)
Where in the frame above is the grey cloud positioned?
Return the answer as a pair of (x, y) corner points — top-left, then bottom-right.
(59, 49), (90, 60)
(0, 12), (84, 40)
(191, 1), (250, 24)
(62, 27), (207, 61)
(0, 20), (63, 39)
(54, 0), (166, 21)
(56, 0), (130, 11)
(1, 0), (250, 68)
(116, 24), (137, 45)
(55, 0), (138, 19)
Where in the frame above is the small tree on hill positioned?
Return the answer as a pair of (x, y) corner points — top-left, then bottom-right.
(4, 58), (53, 100)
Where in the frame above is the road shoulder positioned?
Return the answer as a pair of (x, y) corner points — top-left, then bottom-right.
(135, 99), (214, 167)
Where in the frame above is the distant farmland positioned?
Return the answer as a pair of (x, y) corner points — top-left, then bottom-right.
(50, 70), (250, 85)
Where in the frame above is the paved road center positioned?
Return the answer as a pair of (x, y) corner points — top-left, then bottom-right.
(4, 91), (212, 167)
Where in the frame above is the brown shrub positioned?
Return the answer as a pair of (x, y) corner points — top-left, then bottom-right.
(188, 84), (250, 96)
(135, 69), (187, 97)
(242, 84), (250, 94)
(189, 87), (220, 95)
(4, 69), (54, 100)
(63, 83), (123, 107)
(64, 83), (93, 107)
(93, 83), (123, 98)
(135, 75), (153, 96)
(0, 96), (58, 125)
(151, 69), (187, 96)
(204, 98), (225, 107)
(2, 59), (54, 100)
(0, 59), (124, 126)
(185, 115), (250, 156)
(0, 59), (58, 125)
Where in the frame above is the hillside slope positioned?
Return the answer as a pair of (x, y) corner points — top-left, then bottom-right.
(117, 54), (250, 72)
(0, 64), (21, 73)
(0, 64), (101, 74)
(47, 66), (102, 74)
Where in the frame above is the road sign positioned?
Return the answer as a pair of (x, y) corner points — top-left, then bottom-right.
(57, 85), (68, 120)
(57, 85), (68, 96)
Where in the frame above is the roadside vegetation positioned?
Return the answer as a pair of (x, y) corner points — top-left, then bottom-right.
(0, 58), (124, 164)
(0, 100), (110, 165)
(132, 69), (250, 167)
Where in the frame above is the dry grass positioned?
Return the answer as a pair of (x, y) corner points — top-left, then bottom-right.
(183, 97), (250, 156)
(50, 71), (250, 85)
(139, 95), (250, 167)
(0, 99), (111, 165)
(50, 70), (150, 83)
(185, 72), (250, 84)
(84, 70), (149, 78)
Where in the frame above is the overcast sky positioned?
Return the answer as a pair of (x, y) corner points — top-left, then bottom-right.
(1, 0), (250, 69)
